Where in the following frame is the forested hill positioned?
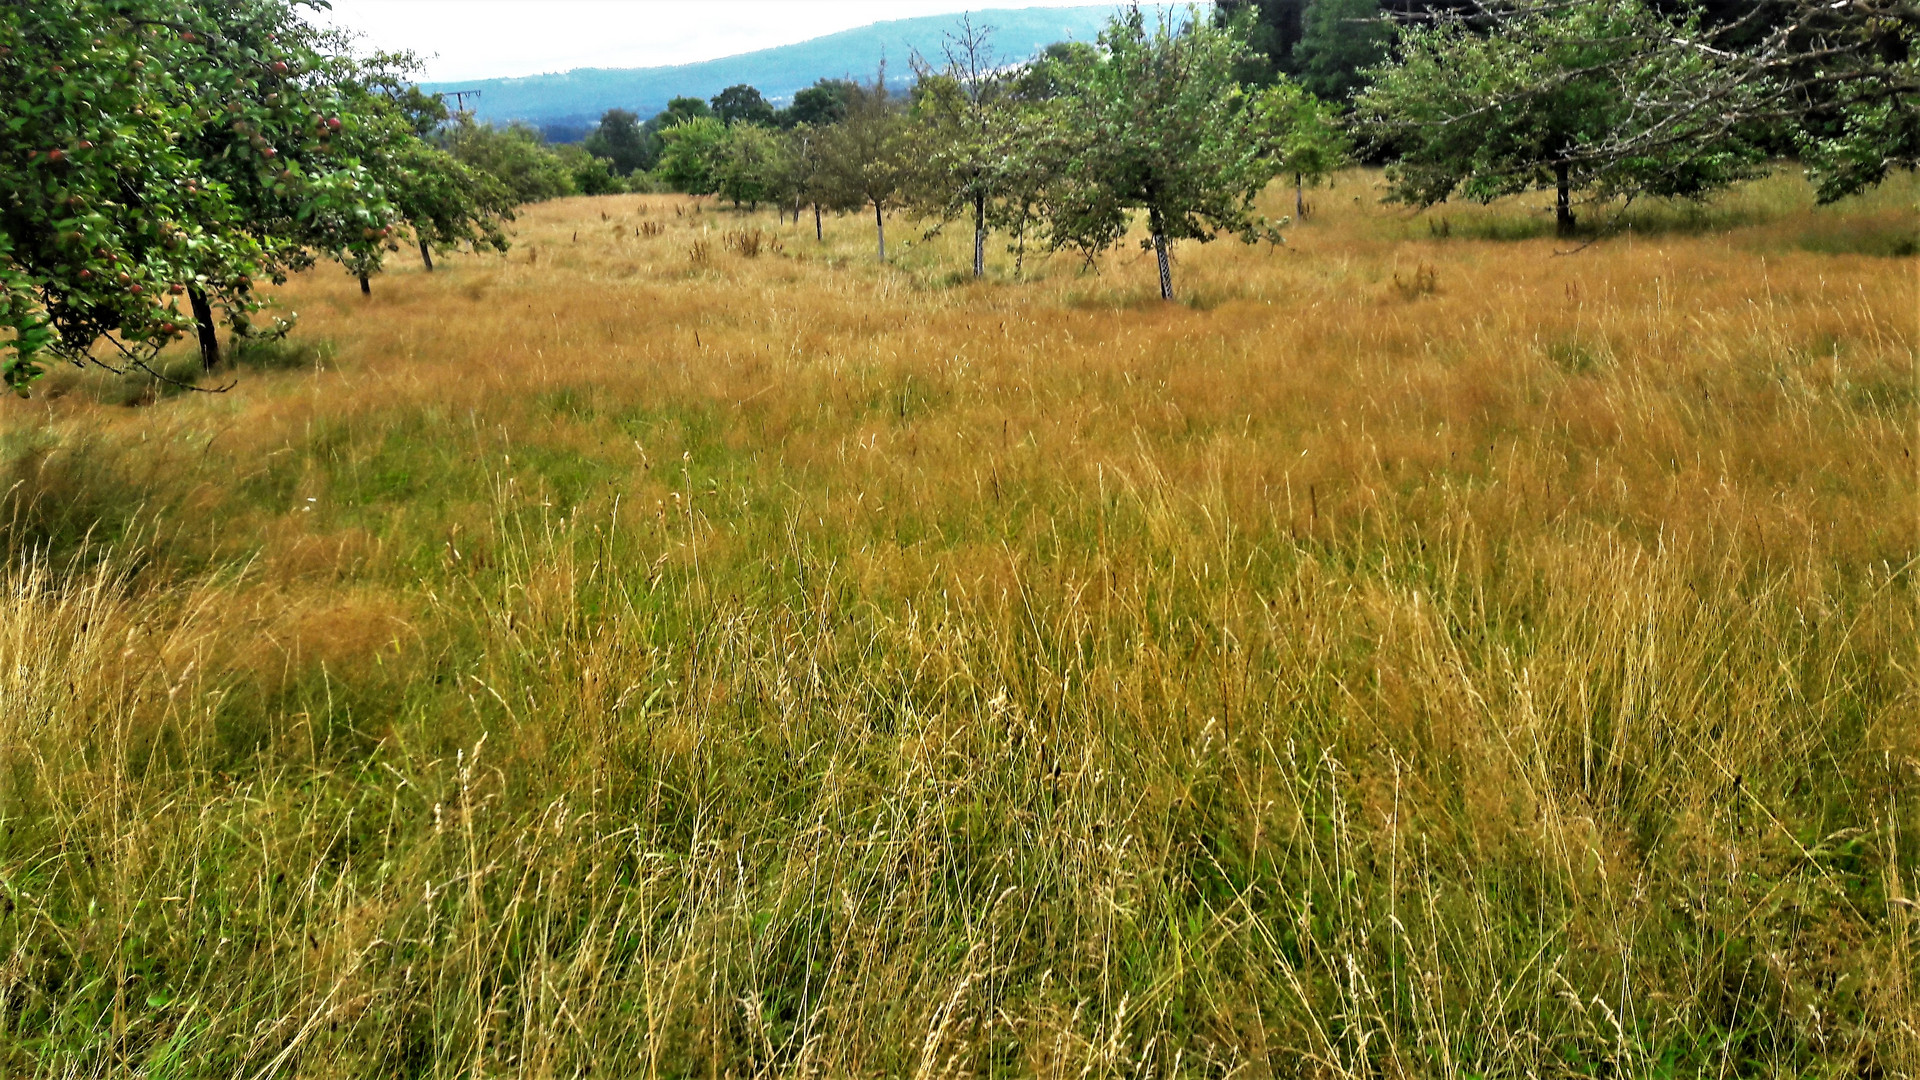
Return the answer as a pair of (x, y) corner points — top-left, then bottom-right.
(422, 6), (1148, 139)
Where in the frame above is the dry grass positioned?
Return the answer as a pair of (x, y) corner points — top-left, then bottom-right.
(0, 168), (1915, 1077)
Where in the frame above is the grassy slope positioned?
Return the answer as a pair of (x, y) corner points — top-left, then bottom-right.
(1, 172), (1916, 1077)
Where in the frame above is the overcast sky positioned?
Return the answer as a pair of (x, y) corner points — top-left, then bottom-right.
(317, 1), (1144, 83)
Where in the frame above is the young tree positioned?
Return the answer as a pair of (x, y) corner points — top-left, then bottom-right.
(583, 108), (648, 175)
(1294, 0), (1393, 101)
(781, 124), (830, 240)
(815, 75), (909, 262)
(1355, 0), (1766, 236)
(656, 115), (729, 195)
(1256, 81), (1350, 219)
(560, 144), (623, 194)
(711, 84), (776, 127)
(1043, 8), (1290, 301)
(908, 17), (1015, 277)
(715, 123), (784, 210)
(387, 139), (513, 271)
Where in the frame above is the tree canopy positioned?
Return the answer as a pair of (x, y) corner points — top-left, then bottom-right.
(0, 0), (402, 386)
(1041, 8), (1290, 300)
(711, 84), (776, 127)
(1356, 0), (1767, 235)
(583, 108), (647, 175)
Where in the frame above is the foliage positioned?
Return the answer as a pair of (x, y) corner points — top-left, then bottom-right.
(1040, 7), (1289, 298)
(778, 77), (854, 128)
(1294, 0), (1392, 101)
(1355, 0), (1767, 235)
(1212, 0), (1308, 83)
(1255, 79), (1350, 216)
(0, 0), (400, 388)
(582, 108), (647, 176)
(714, 123), (785, 208)
(557, 144), (623, 196)
(384, 137), (513, 268)
(447, 118), (576, 204)
(1787, 3), (1920, 201)
(906, 19), (1021, 276)
(656, 115), (729, 195)
(812, 76), (910, 260)
(711, 83), (775, 127)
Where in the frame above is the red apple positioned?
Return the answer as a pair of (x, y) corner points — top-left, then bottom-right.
(169, 283), (185, 295)
(46, 148), (66, 163)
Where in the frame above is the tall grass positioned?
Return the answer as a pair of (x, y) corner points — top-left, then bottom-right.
(0, 169), (1914, 1077)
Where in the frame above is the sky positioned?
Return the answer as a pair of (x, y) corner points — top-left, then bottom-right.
(317, 1), (1139, 83)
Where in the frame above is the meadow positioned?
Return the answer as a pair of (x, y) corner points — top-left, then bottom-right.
(1, 169), (1915, 1077)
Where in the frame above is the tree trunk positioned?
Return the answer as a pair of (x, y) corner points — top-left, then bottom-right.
(359, 273), (371, 296)
(1148, 206), (1173, 302)
(874, 200), (886, 263)
(814, 203), (822, 243)
(1013, 204), (1030, 280)
(1555, 162), (1576, 237)
(1295, 173), (1306, 221)
(187, 285), (220, 372)
(972, 193), (986, 278)
(419, 237), (434, 272)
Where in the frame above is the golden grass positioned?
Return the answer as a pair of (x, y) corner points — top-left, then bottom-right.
(1, 169), (1915, 1077)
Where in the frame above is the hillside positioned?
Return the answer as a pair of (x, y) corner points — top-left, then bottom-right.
(420, 6), (1145, 137)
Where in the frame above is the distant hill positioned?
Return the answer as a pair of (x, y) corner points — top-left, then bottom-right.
(421, 6), (1164, 141)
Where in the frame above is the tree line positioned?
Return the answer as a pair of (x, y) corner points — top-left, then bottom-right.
(2, 1), (1914, 392)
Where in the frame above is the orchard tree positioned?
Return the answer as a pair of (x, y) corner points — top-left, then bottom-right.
(656, 115), (729, 194)
(782, 124), (831, 240)
(0, 0), (399, 383)
(1043, 7), (1289, 301)
(908, 17), (1016, 278)
(815, 75), (910, 262)
(1355, 0), (1766, 236)
(387, 138), (513, 272)
(632, 96), (716, 171)
(1256, 81), (1349, 219)
(448, 118), (575, 203)
(715, 123), (784, 209)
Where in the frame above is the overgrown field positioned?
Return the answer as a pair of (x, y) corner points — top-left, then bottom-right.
(2, 171), (1916, 1078)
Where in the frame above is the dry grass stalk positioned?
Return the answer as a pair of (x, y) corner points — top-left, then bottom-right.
(0, 171), (1914, 1077)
